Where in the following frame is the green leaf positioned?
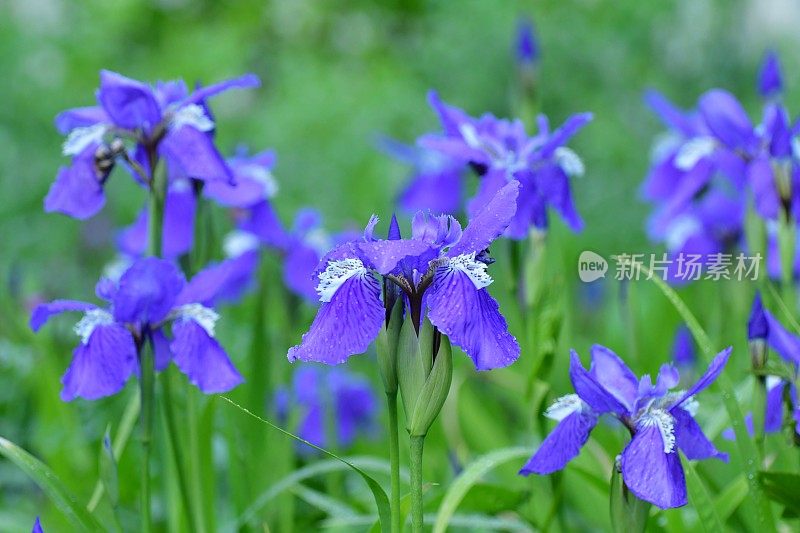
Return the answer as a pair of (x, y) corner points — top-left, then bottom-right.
(714, 474), (748, 522)
(431, 446), (531, 533)
(759, 471), (800, 515)
(0, 436), (103, 532)
(220, 397), (393, 532)
(637, 263), (775, 530)
(99, 427), (119, 507)
(683, 458), (724, 533)
(427, 482), (529, 515)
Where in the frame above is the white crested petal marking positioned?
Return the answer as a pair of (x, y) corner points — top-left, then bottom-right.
(74, 309), (114, 344)
(674, 136), (716, 170)
(63, 123), (107, 156)
(638, 408), (676, 453)
(447, 253), (493, 289)
(555, 147), (585, 177)
(223, 230), (260, 258)
(545, 394), (584, 422)
(316, 258), (367, 303)
(172, 303), (220, 337)
(171, 104), (215, 132)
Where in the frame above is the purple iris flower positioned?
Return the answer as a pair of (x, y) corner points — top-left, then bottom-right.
(380, 138), (464, 215)
(288, 181), (521, 370)
(30, 257), (243, 400)
(32, 518), (43, 533)
(515, 18), (539, 65)
(644, 52), (800, 264)
(275, 365), (377, 451)
(47, 70), (259, 219)
(745, 293), (800, 435)
(419, 91), (592, 237)
(520, 344), (730, 509)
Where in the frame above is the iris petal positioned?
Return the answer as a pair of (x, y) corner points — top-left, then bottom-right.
(519, 410), (597, 475)
(620, 423), (688, 509)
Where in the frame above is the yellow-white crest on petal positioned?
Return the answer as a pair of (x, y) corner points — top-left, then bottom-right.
(555, 147), (585, 177)
(171, 104), (215, 132)
(638, 408), (676, 453)
(316, 258), (367, 303)
(223, 230), (260, 258)
(545, 394), (584, 421)
(448, 253), (493, 289)
(63, 123), (107, 156)
(74, 309), (114, 344)
(172, 303), (220, 337)
(674, 136), (716, 170)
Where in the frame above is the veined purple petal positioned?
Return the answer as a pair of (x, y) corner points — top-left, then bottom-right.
(519, 408), (597, 475)
(160, 126), (233, 182)
(55, 106), (108, 134)
(30, 300), (96, 331)
(61, 324), (138, 401)
(569, 350), (629, 415)
(620, 422), (687, 509)
(357, 239), (433, 275)
(749, 156), (780, 220)
(288, 269), (383, 364)
(181, 73), (260, 106)
(765, 377), (786, 433)
(171, 320), (243, 394)
(588, 344), (638, 412)
(448, 180), (520, 257)
(698, 89), (755, 150)
(427, 266), (519, 370)
(97, 70), (161, 132)
(758, 51), (783, 98)
(113, 258), (185, 325)
(671, 407), (728, 461)
(764, 310), (800, 365)
(671, 347), (731, 408)
(45, 160), (106, 220)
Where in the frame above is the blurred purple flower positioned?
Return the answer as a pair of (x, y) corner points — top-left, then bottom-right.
(381, 138), (464, 214)
(289, 181), (521, 370)
(30, 257), (242, 400)
(672, 325), (695, 370)
(47, 70), (259, 219)
(275, 365), (377, 451)
(758, 51), (783, 99)
(515, 18), (539, 65)
(32, 518), (43, 533)
(419, 91), (591, 236)
(520, 344), (730, 509)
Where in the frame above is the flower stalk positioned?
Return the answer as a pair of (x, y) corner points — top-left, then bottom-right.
(409, 434), (425, 533)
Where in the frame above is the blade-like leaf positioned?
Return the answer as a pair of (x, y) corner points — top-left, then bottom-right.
(0, 436), (103, 532)
(432, 446), (531, 533)
(714, 474), (748, 522)
(221, 396), (392, 531)
(759, 471), (800, 515)
(682, 457), (724, 533)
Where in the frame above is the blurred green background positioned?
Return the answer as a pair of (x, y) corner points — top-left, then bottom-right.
(2, 0), (799, 531)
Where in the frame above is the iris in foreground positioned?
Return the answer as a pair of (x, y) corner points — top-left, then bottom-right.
(520, 344), (730, 509)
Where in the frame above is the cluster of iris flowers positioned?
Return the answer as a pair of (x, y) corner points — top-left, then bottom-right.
(25, 32), (800, 533)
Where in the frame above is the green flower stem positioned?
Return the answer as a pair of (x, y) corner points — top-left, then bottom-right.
(387, 392), (401, 533)
(140, 150), (165, 533)
(409, 434), (426, 532)
(161, 370), (200, 531)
